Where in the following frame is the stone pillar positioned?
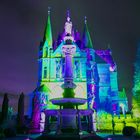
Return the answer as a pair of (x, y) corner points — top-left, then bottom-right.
(56, 111), (62, 134)
(61, 43), (76, 89)
(86, 61), (99, 111)
(65, 54), (73, 79)
(39, 112), (46, 132)
(61, 35), (76, 90)
(87, 114), (94, 133)
(87, 115), (90, 132)
(77, 110), (82, 133)
(29, 94), (41, 133)
(92, 112), (97, 132)
(44, 115), (50, 133)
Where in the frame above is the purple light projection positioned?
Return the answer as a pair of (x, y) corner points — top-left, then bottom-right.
(0, 1), (139, 112)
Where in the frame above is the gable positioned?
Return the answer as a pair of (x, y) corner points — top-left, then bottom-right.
(52, 42), (83, 57)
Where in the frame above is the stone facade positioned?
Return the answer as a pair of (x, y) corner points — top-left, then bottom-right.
(31, 11), (128, 131)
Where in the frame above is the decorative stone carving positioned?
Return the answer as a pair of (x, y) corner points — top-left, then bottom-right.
(64, 17), (72, 35)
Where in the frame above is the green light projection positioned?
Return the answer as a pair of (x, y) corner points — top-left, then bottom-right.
(43, 10), (52, 47)
(83, 18), (93, 49)
(132, 43), (140, 117)
(133, 43), (140, 93)
(96, 111), (140, 132)
(42, 82), (87, 109)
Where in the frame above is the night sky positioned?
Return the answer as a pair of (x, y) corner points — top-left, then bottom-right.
(0, 0), (140, 106)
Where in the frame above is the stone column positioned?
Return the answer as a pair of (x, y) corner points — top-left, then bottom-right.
(87, 114), (94, 133)
(77, 110), (82, 133)
(29, 94), (41, 133)
(56, 111), (62, 134)
(65, 54), (73, 78)
(92, 111), (97, 132)
(44, 115), (50, 133)
(62, 42), (76, 89)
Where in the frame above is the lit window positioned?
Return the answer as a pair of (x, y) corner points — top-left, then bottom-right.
(56, 61), (60, 78)
(44, 67), (47, 78)
(75, 61), (80, 78)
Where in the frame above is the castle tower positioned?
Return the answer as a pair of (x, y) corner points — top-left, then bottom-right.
(42, 7), (53, 57)
(82, 17), (99, 110)
(30, 8), (52, 133)
(30, 10), (127, 133)
(38, 8), (53, 84)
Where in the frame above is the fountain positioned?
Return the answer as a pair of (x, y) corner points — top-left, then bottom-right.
(43, 13), (95, 136)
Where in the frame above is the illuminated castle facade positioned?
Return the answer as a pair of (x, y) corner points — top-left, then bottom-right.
(33, 10), (128, 116)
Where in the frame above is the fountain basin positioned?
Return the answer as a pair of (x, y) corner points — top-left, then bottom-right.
(50, 98), (87, 106)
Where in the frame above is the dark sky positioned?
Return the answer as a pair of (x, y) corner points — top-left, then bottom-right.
(0, 0), (140, 100)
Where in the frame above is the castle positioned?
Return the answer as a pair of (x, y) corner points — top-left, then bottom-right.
(32, 10), (128, 120)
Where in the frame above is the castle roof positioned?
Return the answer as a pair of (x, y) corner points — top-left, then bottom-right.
(95, 49), (115, 66)
(119, 88), (127, 99)
(82, 17), (93, 49)
(95, 53), (107, 64)
(43, 7), (52, 47)
(36, 84), (51, 93)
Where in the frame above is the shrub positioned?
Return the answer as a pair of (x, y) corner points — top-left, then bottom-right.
(122, 126), (136, 136)
(134, 133), (140, 139)
(63, 88), (75, 98)
(3, 128), (16, 137)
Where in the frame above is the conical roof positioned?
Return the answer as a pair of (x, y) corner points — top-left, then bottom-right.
(82, 17), (93, 49)
(43, 8), (52, 47)
(119, 88), (127, 99)
(38, 84), (51, 93)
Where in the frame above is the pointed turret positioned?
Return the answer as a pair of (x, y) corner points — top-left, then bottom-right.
(43, 7), (52, 47)
(82, 16), (93, 49)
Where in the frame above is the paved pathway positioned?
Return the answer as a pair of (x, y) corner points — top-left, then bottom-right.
(0, 133), (140, 140)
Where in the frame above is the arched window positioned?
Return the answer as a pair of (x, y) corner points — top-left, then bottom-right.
(44, 66), (47, 78)
(56, 61), (60, 78)
(75, 60), (80, 78)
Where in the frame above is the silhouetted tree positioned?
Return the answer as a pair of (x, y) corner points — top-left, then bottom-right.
(17, 92), (25, 127)
(112, 118), (115, 135)
(132, 43), (140, 117)
(133, 42), (140, 94)
(17, 92), (26, 133)
(1, 93), (9, 123)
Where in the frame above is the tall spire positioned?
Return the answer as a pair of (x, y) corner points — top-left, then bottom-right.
(43, 7), (52, 47)
(82, 16), (93, 49)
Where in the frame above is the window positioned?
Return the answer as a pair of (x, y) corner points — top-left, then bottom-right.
(56, 61), (60, 78)
(44, 67), (47, 78)
(75, 61), (80, 78)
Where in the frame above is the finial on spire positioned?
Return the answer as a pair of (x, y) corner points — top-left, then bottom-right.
(67, 10), (70, 17)
(48, 6), (51, 15)
(67, 10), (71, 22)
(107, 43), (111, 49)
(84, 16), (87, 24)
(83, 16), (93, 48)
(43, 6), (52, 46)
